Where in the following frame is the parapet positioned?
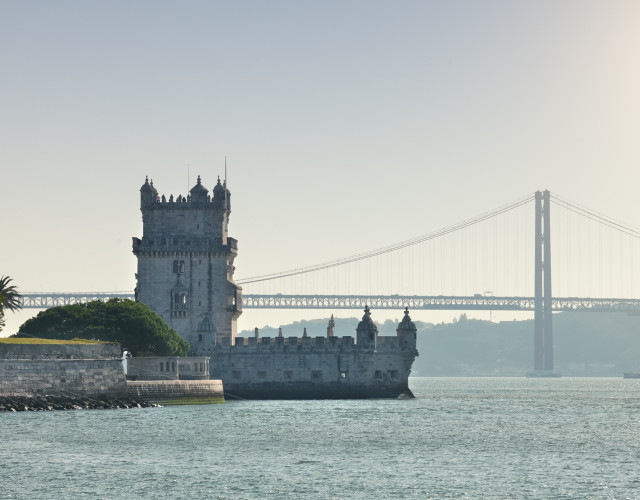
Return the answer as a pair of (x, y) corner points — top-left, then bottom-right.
(218, 334), (413, 353)
(126, 356), (210, 381)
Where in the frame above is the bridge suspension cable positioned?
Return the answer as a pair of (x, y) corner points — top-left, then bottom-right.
(552, 194), (640, 239)
(237, 193), (535, 285)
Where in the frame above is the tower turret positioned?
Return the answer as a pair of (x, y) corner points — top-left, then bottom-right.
(140, 176), (155, 207)
(212, 177), (227, 209)
(189, 175), (209, 204)
(396, 307), (417, 350)
(356, 306), (378, 349)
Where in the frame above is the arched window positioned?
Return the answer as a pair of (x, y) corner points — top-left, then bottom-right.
(172, 291), (188, 317)
(179, 260), (185, 273)
(172, 260), (179, 273)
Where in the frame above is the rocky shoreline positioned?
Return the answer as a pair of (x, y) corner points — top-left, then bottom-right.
(0, 395), (157, 412)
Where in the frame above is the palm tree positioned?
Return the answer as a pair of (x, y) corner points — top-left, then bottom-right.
(0, 275), (22, 313)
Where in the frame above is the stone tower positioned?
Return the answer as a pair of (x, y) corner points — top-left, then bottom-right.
(132, 175), (242, 354)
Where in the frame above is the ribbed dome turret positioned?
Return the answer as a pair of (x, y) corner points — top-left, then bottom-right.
(396, 307), (417, 351)
(140, 176), (155, 206)
(356, 306), (378, 348)
(140, 176), (152, 192)
(397, 308), (416, 332)
(189, 175), (209, 203)
(212, 177), (229, 209)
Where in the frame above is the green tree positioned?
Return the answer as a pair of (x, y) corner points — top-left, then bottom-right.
(13, 298), (189, 356)
(0, 275), (22, 333)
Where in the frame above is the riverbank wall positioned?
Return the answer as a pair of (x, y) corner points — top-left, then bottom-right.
(0, 343), (128, 399)
(127, 380), (224, 404)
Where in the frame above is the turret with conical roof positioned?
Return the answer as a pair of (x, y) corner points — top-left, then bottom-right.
(212, 177), (228, 209)
(356, 306), (378, 349)
(189, 175), (209, 204)
(396, 307), (417, 350)
(140, 176), (155, 207)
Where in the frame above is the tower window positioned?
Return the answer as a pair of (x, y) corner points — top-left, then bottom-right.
(172, 292), (188, 317)
(179, 260), (185, 273)
(172, 260), (179, 273)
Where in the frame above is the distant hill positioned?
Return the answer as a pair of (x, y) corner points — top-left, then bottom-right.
(240, 312), (640, 377)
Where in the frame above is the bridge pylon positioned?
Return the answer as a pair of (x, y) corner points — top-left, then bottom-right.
(532, 190), (558, 376)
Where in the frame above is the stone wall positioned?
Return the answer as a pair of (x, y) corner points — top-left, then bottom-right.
(0, 359), (128, 398)
(127, 379), (224, 404)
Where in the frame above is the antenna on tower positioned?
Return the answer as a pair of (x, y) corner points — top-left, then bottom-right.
(187, 164), (190, 191)
(224, 156), (227, 187)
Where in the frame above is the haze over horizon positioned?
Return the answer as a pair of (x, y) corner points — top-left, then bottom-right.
(2, 1), (639, 335)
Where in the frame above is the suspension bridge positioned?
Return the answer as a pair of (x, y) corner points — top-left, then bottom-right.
(18, 190), (640, 374)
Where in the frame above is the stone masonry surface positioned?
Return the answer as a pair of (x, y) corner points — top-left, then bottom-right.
(0, 359), (128, 398)
(127, 379), (224, 403)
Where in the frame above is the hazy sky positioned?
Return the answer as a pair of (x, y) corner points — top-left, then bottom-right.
(2, 1), (639, 334)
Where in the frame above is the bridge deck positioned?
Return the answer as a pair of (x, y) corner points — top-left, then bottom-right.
(18, 293), (640, 312)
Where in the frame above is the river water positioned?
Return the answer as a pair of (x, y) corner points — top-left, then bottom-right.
(2, 377), (640, 499)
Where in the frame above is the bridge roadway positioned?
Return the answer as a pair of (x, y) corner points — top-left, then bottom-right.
(18, 293), (640, 313)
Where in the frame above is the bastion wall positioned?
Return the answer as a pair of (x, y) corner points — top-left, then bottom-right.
(213, 335), (416, 388)
(0, 343), (128, 398)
